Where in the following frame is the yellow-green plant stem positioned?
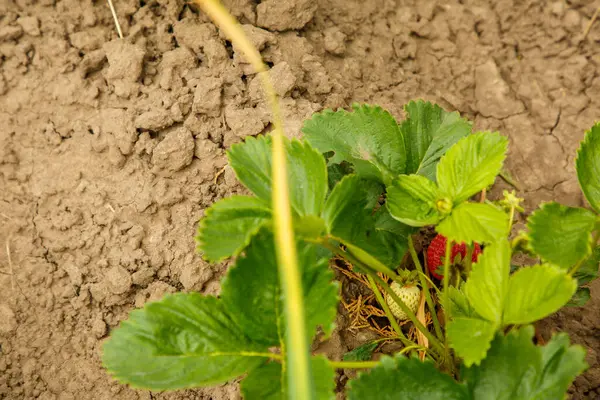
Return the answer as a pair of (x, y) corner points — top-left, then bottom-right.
(324, 236), (413, 290)
(442, 238), (452, 358)
(419, 271), (441, 296)
(570, 231), (600, 277)
(194, 2), (313, 399)
(408, 236), (443, 341)
(366, 275), (412, 346)
(442, 239), (452, 322)
(329, 361), (380, 369)
(507, 204), (516, 233)
(399, 344), (427, 355)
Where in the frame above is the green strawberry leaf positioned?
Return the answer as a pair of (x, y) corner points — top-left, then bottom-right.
(327, 161), (353, 191)
(401, 100), (472, 181)
(103, 231), (338, 390)
(437, 132), (508, 203)
(227, 135), (271, 202)
(302, 104), (406, 185)
(227, 135), (328, 216)
(386, 174), (446, 227)
(222, 230), (338, 343)
(566, 287), (591, 307)
(286, 139), (329, 216)
(102, 294), (266, 390)
(241, 356), (335, 400)
(448, 285), (478, 319)
(347, 355), (468, 400)
(436, 202), (509, 245)
(195, 196), (271, 262)
(464, 239), (511, 324)
(323, 175), (413, 268)
(463, 326), (587, 400)
(527, 202), (597, 269)
(503, 264), (577, 325)
(574, 246), (600, 285)
(240, 362), (282, 400)
(343, 342), (378, 362)
(447, 318), (497, 367)
(576, 122), (600, 213)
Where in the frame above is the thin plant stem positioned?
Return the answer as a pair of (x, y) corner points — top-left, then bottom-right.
(107, 0), (123, 38)
(419, 271), (441, 296)
(194, 1), (312, 399)
(329, 236), (402, 281)
(319, 237), (402, 283)
(399, 344), (425, 355)
(442, 237), (452, 363)
(442, 239), (452, 322)
(329, 361), (380, 369)
(408, 236), (443, 340)
(366, 275), (412, 346)
(331, 345), (428, 372)
(507, 204), (516, 233)
(583, 6), (600, 41)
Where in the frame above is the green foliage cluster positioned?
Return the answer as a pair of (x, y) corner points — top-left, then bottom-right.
(102, 101), (600, 399)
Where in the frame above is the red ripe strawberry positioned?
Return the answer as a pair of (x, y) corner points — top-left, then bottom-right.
(426, 234), (482, 280)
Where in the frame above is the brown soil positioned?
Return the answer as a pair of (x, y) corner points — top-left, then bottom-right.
(1, 0), (600, 398)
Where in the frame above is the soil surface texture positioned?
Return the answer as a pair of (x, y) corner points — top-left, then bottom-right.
(2, 0), (600, 399)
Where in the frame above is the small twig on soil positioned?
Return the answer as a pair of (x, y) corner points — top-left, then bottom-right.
(213, 166), (227, 184)
(107, 0), (124, 39)
(582, 6), (600, 41)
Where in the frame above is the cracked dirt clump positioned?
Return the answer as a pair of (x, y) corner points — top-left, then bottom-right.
(2, 0), (600, 399)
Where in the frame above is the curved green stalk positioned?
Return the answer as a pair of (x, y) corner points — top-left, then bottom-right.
(329, 361), (380, 369)
(408, 236), (443, 340)
(195, 2), (313, 399)
(507, 204), (516, 233)
(442, 239), (451, 324)
(442, 238), (452, 367)
(419, 271), (442, 296)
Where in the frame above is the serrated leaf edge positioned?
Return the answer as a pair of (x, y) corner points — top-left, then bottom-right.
(447, 318), (496, 367)
(195, 196), (272, 262)
(575, 121), (600, 213)
(527, 201), (596, 268)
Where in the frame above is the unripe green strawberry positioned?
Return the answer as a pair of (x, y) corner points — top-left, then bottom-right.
(385, 282), (420, 321)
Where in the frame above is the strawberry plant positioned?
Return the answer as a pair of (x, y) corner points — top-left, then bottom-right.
(101, 98), (600, 397)
(100, 1), (600, 398)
